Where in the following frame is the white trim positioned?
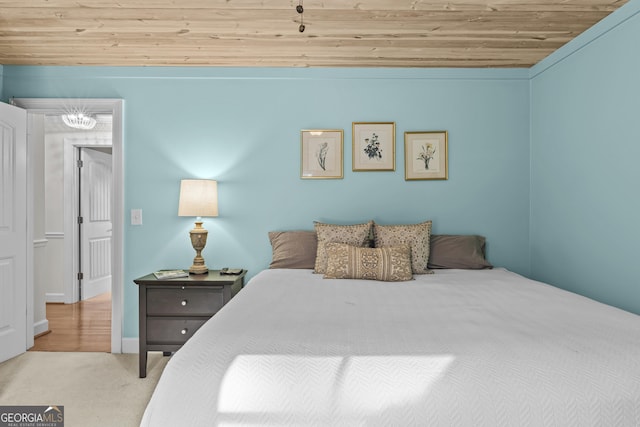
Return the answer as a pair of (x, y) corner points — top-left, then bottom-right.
(45, 231), (64, 239)
(13, 98), (124, 354)
(82, 282), (111, 301)
(33, 319), (49, 336)
(33, 239), (48, 248)
(121, 338), (139, 354)
(25, 113), (35, 351)
(45, 293), (65, 303)
(111, 100), (124, 354)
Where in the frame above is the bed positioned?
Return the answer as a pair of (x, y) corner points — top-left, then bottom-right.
(141, 266), (640, 426)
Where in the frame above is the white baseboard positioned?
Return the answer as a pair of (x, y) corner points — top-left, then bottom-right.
(82, 280), (110, 301)
(121, 338), (139, 354)
(46, 293), (65, 303)
(34, 318), (49, 336)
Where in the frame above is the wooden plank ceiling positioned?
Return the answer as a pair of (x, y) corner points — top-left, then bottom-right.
(0, 0), (628, 68)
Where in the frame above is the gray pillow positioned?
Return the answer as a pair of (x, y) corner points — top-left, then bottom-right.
(428, 235), (492, 269)
(268, 231), (317, 269)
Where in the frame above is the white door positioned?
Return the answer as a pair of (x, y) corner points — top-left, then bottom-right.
(80, 147), (112, 301)
(0, 102), (27, 362)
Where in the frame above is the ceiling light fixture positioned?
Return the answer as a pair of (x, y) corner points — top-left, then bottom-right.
(296, 0), (305, 33)
(61, 111), (97, 130)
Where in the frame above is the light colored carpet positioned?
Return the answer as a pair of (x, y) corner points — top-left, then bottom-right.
(0, 351), (169, 427)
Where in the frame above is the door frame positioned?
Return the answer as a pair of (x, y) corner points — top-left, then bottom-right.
(13, 98), (124, 353)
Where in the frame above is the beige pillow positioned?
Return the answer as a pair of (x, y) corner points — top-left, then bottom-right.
(314, 221), (373, 274)
(324, 243), (413, 281)
(268, 231), (317, 269)
(373, 220), (433, 274)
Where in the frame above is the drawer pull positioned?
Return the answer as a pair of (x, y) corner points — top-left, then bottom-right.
(181, 299), (188, 306)
(181, 328), (188, 335)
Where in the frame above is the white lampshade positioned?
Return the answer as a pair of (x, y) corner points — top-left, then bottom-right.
(178, 180), (219, 217)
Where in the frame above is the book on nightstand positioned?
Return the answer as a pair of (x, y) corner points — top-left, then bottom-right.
(153, 270), (188, 280)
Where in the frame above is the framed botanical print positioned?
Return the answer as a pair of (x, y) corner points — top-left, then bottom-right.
(404, 131), (448, 180)
(352, 122), (395, 171)
(300, 129), (344, 179)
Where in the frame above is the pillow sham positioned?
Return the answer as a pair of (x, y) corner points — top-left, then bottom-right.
(268, 230), (318, 269)
(428, 234), (493, 269)
(314, 221), (373, 274)
(324, 242), (413, 282)
(373, 220), (433, 274)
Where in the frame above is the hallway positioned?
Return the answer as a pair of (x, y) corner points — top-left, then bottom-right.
(30, 293), (111, 352)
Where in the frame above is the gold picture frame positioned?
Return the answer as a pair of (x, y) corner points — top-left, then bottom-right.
(300, 129), (344, 179)
(404, 131), (448, 180)
(352, 122), (395, 171)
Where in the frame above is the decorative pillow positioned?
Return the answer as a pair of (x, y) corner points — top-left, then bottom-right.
(268, 231), (317, 269)
(428, 235), (493, 269)
(314, 221), (373, 274)
(324, 243), (413, 282)
(373, 221), (433, 274)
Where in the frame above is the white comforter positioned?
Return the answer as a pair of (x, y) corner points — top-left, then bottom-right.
(141, 269), (640, 427)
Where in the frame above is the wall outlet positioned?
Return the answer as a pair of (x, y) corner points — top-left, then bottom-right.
(131, 209), (143, 225)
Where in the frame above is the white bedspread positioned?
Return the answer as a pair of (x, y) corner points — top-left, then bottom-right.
(141, 269), (640, 426)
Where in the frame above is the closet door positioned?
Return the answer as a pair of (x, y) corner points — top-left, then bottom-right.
(79, 147), (112, 300)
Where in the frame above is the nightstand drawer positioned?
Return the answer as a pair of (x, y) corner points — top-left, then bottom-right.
(147, 317), (208, 344)
(147, 287), (224, 316)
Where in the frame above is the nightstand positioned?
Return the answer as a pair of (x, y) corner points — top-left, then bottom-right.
(134, 269), (246, 378)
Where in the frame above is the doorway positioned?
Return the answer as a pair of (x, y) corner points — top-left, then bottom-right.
(32, 116), (114, 352)
(13, 98), (124, 354)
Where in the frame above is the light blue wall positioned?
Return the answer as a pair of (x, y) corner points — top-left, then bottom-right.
(2, 67), (531, 337)
(530, 1), (640, 314)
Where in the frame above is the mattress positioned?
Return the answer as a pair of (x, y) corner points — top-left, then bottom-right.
(140, 268), (640, 426)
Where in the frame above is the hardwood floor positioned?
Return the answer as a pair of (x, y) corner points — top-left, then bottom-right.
(30, 293), (111, 352)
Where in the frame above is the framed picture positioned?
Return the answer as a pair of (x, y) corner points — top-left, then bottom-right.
(352, 122), (395, 171)
(300, 129), (344, 179)
(404, 131), (448, 180)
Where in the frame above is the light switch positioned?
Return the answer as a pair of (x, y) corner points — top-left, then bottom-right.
(131, 209), (143, 225)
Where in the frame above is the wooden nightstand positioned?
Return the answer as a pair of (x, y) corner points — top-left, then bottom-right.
(134, 269), (246, 378)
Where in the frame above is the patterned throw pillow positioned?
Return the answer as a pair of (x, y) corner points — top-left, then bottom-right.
(323, 243), (413, 281)
(313, 221), (373, 274)
(373, 220), (433, 274)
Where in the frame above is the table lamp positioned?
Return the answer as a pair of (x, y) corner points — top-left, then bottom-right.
(178, 179), (218, 274)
